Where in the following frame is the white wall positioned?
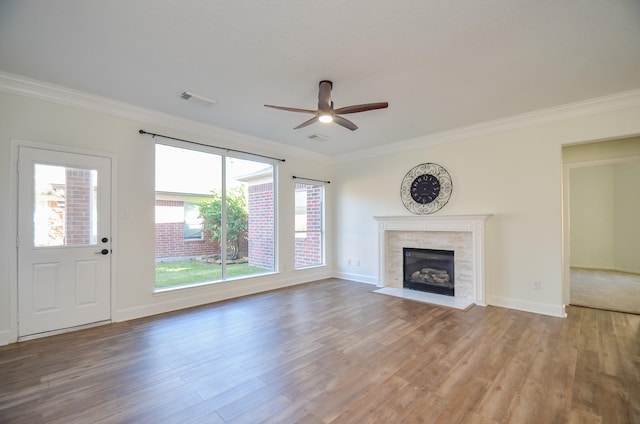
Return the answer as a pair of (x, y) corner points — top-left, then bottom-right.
(614, 161), (640, 273)
(569, 165), (616, 269)
(334, 102), (640, 317)
(0, 86), (335, 345)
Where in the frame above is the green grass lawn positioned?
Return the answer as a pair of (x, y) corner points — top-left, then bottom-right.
(155, 260), (270, 289)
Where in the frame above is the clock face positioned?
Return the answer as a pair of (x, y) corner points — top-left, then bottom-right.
(401, 163), (452, 214)
(410, 174), (441, 204)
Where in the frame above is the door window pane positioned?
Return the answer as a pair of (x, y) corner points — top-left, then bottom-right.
(34, 164), (98, 247)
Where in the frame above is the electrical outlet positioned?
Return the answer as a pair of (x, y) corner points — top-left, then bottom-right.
(347, 258), (352, 266)
(532, 280), (541, 290)
(356, 259), (361, 267)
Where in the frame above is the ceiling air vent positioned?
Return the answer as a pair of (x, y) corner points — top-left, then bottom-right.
(308, 134), (331, 142)
(180, 91), (216, 105)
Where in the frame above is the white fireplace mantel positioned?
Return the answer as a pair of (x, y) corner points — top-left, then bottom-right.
(374, 215), (491, 306)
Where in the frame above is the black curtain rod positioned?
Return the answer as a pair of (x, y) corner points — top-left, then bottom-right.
(138, 129), (286, 162)
(293, 176), (330, 184)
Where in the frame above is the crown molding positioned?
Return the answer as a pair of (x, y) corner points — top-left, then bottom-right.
(0, 71), (333, 165)
(3, 70), (638, 166)
(335, 88), (640, 163)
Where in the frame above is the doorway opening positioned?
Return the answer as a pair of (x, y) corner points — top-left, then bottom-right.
(563, 136), (640, 314)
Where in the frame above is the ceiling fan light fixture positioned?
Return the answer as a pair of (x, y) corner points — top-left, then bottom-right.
(319, 114), (333, 123)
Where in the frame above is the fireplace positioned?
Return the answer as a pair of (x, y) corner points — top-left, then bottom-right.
(403, 248), (454, 296)
(374, 215), (491, 307)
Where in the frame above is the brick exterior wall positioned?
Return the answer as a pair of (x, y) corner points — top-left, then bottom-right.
(247, 182), (274, 269)
(155, 222), (222, 259)
(155, 199), (220, 259)
(155, 179), (278, 266)
(65, 168), (93, 245)
(295, 183), (323, 268)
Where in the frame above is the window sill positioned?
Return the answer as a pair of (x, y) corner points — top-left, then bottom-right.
(294, 264), (326, 271)
(153, 270), (279, 295)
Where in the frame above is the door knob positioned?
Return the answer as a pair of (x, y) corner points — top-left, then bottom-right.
(95, 249), (109, 255)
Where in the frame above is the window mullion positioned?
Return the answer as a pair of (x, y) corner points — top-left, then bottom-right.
(221, 155), (227, 280)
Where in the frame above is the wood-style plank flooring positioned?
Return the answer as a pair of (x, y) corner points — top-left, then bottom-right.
(1, 279), (639, 423)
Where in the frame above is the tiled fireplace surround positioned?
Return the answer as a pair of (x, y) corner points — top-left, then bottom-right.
(374, 215), (490, 306)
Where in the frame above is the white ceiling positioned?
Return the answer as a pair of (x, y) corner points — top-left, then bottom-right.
(1, 0), (640, 156)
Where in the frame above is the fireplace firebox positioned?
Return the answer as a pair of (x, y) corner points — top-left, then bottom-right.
(403, 248), (454, 296)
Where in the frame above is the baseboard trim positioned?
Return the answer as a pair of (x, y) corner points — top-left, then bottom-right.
(334, 276), (567, 318)
(18, 321), (111, 342)
(333, 271), (378, 285)
(115, 271), (333, 322)
(487, 295), (566, 318)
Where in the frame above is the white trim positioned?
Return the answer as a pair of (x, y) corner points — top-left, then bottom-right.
(3, 71), (639, 165)
(0, 71), (333, 165)
(18, 320), (111, 342)
(9, 139), (117, 344)
(487, 295), (566, 318)
(564, 155), (640, 169)
(116, 270), (332, 322)
(333, 271), (378, 285)
(8, 142), (19, 344)
(336, 89), (640, 163)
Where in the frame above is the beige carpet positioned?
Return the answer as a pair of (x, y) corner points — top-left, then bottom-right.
(570, 267), (640, 314)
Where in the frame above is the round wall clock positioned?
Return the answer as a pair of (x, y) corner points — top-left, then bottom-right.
(400, 163), (452, 214)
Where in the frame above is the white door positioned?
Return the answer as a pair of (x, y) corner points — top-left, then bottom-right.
(17, 147), (112, 338)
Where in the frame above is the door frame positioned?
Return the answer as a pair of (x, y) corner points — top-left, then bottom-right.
(562, 153), (640, 306)
(9, 139), (117, 343)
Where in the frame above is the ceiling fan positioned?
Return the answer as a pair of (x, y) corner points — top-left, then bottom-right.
(264, 80), (388, 131)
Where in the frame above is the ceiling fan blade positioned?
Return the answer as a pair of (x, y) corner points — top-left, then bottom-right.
(294, 115), (320, 129)
(333, 102), (389, 115)
(318, 80), (333, 111)
(264, 104), (318, 114)
(333, 115), (358, 131)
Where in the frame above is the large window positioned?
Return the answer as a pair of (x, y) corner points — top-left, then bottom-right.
(155, 143), (276, 289)
(294, 182), (324, 269)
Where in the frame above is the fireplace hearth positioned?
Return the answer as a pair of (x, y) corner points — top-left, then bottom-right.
(403, 248), (454, 296)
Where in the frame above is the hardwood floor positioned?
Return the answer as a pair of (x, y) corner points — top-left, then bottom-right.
(1, 279), (638, 423)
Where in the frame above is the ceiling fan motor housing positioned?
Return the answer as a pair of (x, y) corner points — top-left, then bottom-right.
(264, 80), (388, 131)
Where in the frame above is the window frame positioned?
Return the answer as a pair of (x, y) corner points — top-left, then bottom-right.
(294, 181), (325, 269)
(154, 140), (279, 291)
